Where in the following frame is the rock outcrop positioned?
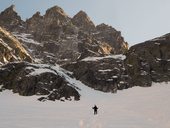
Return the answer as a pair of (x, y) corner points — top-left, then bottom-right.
(63, 55), (131, 92)
(95, 23), (128, 54)
(125, 33), (170, 87)
(0, 62), (80, 101)
(0, 27), (32, 64)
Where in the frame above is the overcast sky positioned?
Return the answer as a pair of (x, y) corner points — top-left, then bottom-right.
(1, 0), (170, 46)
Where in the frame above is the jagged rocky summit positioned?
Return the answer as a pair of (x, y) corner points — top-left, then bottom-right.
(0, 5), (24, 32)
(0, 5), (128, 65)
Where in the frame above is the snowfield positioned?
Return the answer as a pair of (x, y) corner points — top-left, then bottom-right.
(0, 82), (170, 128)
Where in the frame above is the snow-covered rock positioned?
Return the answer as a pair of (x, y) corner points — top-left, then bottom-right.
(0, 62), (80, 101)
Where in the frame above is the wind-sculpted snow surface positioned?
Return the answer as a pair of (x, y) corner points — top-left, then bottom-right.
(0, 82), (170, 128)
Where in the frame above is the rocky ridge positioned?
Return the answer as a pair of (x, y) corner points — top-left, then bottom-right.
(0, 5), (128, 65)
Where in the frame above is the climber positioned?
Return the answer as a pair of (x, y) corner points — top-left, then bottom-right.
(92, 105), (98, 115)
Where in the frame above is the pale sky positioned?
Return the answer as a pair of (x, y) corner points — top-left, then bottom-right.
(1, 0), (170, 46)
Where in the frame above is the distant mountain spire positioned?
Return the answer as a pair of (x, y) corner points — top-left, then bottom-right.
(45, 5), (68, 18)
(6, 4), (16, 12)
(43, 5), (70, 25)
(0, 4), (22, 31)
(72, 10), (95, 31)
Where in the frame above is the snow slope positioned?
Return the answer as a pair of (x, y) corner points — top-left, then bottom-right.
(0, 82), (170, 128)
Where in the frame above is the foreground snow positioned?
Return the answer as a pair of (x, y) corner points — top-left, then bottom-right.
(0, 82), (170, 128)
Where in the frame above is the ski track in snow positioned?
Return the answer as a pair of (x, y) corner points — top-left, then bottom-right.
(0, 74), (170, 128)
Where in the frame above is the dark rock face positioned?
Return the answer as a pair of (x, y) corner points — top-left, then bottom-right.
(0, 5), (24, 31)
(0, 62), (80, 101)
(125, 33), (170, 87)
(63, 55), (131, 92)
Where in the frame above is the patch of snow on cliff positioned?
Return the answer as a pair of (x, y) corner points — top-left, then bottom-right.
(98, 69), (112, 72)
(25, 66), (57, 76)
(13, 33), (41, 45)
(82, 54), (126, 61)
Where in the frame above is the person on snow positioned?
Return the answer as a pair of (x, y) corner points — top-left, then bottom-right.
(92, 105), (98, 115)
